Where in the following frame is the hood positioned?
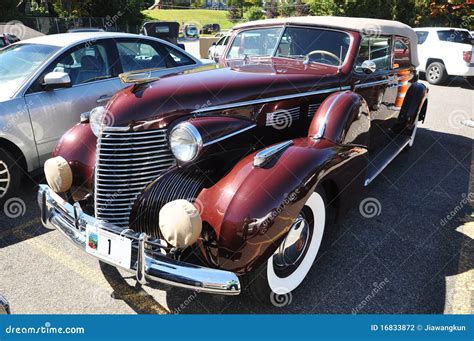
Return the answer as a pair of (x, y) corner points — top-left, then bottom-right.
(106, 57), (345, 128)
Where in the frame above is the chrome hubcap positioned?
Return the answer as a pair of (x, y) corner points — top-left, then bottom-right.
(273, 213), (312, 277)
(0, 160), (11, 199)
(428, 66), (440, 80)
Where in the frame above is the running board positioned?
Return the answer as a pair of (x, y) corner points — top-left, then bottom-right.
(364, 135), (411, 186)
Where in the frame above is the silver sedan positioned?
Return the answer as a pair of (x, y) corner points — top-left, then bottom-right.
(0, 32), (214, 200)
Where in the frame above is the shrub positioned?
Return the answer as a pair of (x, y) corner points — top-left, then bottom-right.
(245, 6), (265, 21)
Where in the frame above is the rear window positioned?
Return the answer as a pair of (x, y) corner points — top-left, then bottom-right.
(416, 31), (428, 44)
(437, 30), (472, 44)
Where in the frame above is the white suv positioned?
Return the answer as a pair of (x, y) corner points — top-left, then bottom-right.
(415, 27), (473, 85)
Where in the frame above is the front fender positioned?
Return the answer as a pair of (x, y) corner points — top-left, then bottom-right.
(197, 137), (367, 274)
(52, 123), (97, 192)
(308, 91), (370, 147)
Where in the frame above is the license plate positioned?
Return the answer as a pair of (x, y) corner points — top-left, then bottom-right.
(85, 224), (132, 269)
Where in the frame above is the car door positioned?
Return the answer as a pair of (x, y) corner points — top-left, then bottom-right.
(353, 35), (398, 151)
(25, 39), (123, 164)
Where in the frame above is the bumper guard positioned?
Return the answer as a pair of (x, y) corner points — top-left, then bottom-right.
(38, 185), (241, 295)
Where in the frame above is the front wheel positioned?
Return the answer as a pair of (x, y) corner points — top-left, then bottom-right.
(245, 188), (328, 306)
(0, 148), (21, 203)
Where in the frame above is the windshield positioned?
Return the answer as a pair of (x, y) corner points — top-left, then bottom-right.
(226, 26), (351, 66)
(227, 27), (283, 59)
(0, 43), (59, 99)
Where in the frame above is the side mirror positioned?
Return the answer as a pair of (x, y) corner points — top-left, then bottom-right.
(361, 60), (376, 74)
(211, 42), (217, 46)
(43, 72), (71, 90)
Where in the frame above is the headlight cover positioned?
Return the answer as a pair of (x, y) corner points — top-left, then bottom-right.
(169, 122), (203, 162)
(89, 106), (107, 137)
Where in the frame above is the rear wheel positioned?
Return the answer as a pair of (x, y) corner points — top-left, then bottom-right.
(246, 188), (329, 306)
(426, 62), (447, 85)
(0, 148), (21, 202)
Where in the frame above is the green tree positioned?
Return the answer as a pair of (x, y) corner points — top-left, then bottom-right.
(266, 0), (279, 18)
(280, 1), (295, 17)
(307, 0), (342, 16)
(295, 0), (310, 16)
(244, 6), (265, 21)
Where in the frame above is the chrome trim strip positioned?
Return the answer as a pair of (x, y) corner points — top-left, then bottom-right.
(364, 138), (411, 187)
(253, 140), (294, 168)
(191, 86), (351, 114)
(354, 79), (389, 89)
(38, 185), (241, 295)
(203, 124), (256, 147)
(313, 91), (347, 140)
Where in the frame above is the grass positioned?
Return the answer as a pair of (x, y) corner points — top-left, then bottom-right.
(142, 9), (239, 31)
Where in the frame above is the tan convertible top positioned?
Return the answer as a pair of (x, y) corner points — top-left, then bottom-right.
(234, 16), (419, 66)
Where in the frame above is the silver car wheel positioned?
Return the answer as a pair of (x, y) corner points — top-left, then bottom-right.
(0, 160), (11, 199)
(428, 66), (440, 81)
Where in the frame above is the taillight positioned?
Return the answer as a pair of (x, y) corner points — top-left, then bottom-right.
(463, 51), (472, 63)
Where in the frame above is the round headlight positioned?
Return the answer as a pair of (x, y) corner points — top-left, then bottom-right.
(169, 122), (202, 162)
(89, 106), (106, 137)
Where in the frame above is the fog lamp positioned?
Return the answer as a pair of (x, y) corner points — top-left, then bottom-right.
(159, 199), (202, 249)
(44, 156), (73, 193)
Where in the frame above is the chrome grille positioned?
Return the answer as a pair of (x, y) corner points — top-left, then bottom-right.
(308, 103), (321, 117)
(95, 128), (176, 227)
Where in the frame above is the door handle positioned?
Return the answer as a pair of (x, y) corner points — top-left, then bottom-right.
(96, 95), (113, 103)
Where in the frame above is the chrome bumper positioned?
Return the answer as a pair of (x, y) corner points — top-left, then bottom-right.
(38, 184), (240, 295)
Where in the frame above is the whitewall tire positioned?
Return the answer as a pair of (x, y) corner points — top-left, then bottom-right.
(246, 188), (328, 305)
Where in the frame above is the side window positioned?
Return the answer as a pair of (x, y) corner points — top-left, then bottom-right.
(216, 37), (226, 46)
(393, 36), (411, 68)
(50, 43), (111, 86)
(436, 30), (472, 44)
(416, 31), (429, 44)
(355, 36), (391, 72)
(116, 41), (168, 72)
(162, 45), (195, 67)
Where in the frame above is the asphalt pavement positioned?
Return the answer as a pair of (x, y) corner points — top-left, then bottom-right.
(0, 76), (472, 314)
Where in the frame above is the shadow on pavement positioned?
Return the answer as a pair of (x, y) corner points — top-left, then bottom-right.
(95, 127), (472, 314)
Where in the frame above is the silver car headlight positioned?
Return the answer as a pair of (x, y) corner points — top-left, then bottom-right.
(169, 122), (203, 162)
(89, 106), (106, 137)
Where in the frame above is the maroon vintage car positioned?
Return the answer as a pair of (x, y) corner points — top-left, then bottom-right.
(38, 16), (428, 305)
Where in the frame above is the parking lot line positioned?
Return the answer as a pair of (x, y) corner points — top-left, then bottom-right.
(14, 228), (169, 314)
